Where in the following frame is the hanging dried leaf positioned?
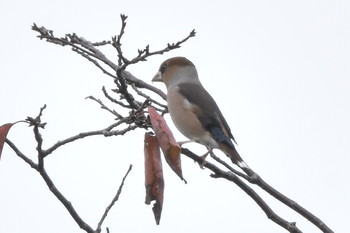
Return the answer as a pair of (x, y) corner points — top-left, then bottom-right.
(148, 106), (186, 183)
(0, 123), (14, 160)
(144, 133), (164, 225)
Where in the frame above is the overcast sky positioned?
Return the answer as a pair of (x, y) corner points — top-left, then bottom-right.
(1, 1), (349, 233)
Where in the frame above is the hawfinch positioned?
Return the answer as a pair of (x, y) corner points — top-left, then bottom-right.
(152, 57), (248, 169)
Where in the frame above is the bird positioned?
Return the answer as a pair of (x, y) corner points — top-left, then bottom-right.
(152, 56), (249, 170)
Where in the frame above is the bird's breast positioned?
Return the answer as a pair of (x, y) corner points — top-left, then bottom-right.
(166, 87), (219, 148)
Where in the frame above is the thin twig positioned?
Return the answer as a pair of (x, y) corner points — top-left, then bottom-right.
(128, 29), (196, 65)
(26, 105), (47, 168)
(96, 164), (133, 232)
(5, 139), (37, 169)
(92, 40), (111, 46)
(32, 23), (169, 101)
(72, 47), (118, 80)
(121, 70), (167, 100)
(101, 86), (132, 109)
(131, 84), (167, 110)
(86, 95), (124, 119)
(112, 14), (129, 66)
(43, 120), (138, 157)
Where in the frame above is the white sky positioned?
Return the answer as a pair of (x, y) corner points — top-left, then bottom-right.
(1, 1), (349, 233)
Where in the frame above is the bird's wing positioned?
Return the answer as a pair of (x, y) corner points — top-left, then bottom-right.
(178, 82), (237, 146)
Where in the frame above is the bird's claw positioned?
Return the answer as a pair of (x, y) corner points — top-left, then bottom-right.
(198, 148), (213, 168)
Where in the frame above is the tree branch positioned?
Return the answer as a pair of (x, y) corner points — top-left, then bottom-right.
(209, 149), (334, 233)
(43, 121), (138, 157)
(248, 172), (334, 233)
(5, 139), (37, 169)
(38, 163), (95, 233)
(6, 108), (137, 233)
(182, 148), (334, 233)
(96, 164), (133, 232)
(181, 148), (302, 233)
(86, 94), (124, 119)
(6, 109), (95, 232)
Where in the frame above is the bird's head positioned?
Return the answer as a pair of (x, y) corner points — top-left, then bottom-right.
(152, 57), (200, 88)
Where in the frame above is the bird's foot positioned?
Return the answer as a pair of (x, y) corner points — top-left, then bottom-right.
(198, 148), (213, 168)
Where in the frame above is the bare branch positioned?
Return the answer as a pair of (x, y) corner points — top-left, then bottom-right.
(5, 139), (37, 169)
(71, 47), (118, 80)
(6, 122), (94, 233)
(32, 23), (169, 101)
(38, 164), (95, 233)
(112, 14), (129, 66)
(183, 148), (334, 233)
(121, 70), (166, 100)
(209, 151), (335, 233)
(96, 164), (133, 232)
(248, 171), (334, 233)
(91, 40), (111, 46)
(127, 29), (196, 65)
(86, 95), (124, 119)
(101, 86), (133, 109)
(131, 84), (167, 110)
(25, 104), (47, 168)
(43, 120), (138, 157)
(181, 148), (302, 233)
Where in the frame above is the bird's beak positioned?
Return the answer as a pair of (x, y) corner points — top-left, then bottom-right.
(152, 71), (162, 82)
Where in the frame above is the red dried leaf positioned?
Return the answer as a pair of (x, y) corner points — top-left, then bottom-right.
(144, 133), (164, 225)
(0, 123), (14, 160)
(148, 106), (186, 183)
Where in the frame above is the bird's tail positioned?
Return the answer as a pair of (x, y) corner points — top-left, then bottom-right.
(220, 144), (252, 175)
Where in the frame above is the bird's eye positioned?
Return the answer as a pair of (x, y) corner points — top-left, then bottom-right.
(160, 63), (168, 73)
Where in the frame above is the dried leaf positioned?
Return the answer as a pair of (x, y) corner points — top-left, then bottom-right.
(144, 133), (164, 225)
(0, 123), (14, 160)
(148, 106), (186, 183)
